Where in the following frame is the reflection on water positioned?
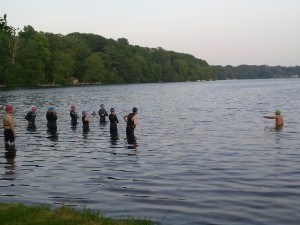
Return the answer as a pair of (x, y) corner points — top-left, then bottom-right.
(1, 80), (300, 225)
(26, 124), (37, 132)
(125, 137), (138, 150)
(4, 147), (16, 175)
(110, 134), (119, 146)
(82, 128), (90, 139)
(47, 129), (59, 142)
(264, 125), (283, 133)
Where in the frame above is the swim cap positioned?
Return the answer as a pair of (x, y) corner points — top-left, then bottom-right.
(275, 109), (281, 114)
(48, 105), (55, 111)
(32, 106), (37, 112)
(132, 107), (138, 113)
(110, 108), (115, 112)
(5, 105), (13, 111)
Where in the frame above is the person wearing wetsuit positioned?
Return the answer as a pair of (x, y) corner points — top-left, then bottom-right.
(98, 104), (108, 124)
(109, 108), (119, 136)
(82, 111), (90, 132)
(25, 106), (37, 127)
(46, 105), (57, 131)
(70, 105), (79, 125)
(2, 105), (16, 147)
(123, 107), (138, 140)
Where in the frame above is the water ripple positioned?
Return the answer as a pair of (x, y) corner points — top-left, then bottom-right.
(0, 80), (300, 224)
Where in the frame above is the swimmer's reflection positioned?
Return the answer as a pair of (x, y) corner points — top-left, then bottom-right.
(27, 124), (37, 132)
(126, 136), (138, 149)
(82, 130), (89, 139)
(4, 147), (16, 175)
(264, 125), (283, 133)
(47, 128), (58, 142)
(110, 134), (119, 146)
(71, 123), (77, 131)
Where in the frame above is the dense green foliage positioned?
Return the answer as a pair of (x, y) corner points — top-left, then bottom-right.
(0, 15), (212, 87)
(213, 65), (300, 80)
(0, 202), (155, 225)
(0, 14), (299, 87)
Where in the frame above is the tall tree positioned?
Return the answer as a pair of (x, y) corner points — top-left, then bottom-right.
(84, 53), (106, 83)
(18, 28), (50, 86)
(8, 28), (22, 64)
(50, 50), (74, 85)
(0, 14), (13, 36)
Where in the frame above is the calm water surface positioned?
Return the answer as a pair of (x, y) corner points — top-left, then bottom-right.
(0, 79), (300, 225)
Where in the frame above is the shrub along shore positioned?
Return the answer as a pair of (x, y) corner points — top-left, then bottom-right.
(0, 202), (155, 225)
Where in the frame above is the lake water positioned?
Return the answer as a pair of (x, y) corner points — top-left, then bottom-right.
(0, 79), (300, 225)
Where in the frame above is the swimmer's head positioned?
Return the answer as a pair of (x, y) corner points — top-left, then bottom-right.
(275, 109), (281, 115)
(100, 104), (104, 108)
(110, 108), (115, 113)
(48, 105), (55, 111)
(71, 105), (75, 110)
(132, 107), (138, 114)
(5, 105), (13, 112)
(82, 111), (87, 115)
(31, 106), (37, 112)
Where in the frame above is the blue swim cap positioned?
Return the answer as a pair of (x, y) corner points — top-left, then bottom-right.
(48, 105), (55, 111)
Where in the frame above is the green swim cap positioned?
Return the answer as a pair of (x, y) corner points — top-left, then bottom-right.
(275, 109), (281, 114)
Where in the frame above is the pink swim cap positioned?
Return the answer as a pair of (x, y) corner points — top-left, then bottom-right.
(5, 105), (13, 111)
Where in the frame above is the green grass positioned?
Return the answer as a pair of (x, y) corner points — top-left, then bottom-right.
(0, 202), (156, 225)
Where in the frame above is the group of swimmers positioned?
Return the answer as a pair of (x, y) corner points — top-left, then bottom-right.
(2, 103), (283, 148)
(2, 104), (138, 148)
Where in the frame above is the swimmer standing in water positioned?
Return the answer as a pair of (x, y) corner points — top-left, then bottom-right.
(264, 109), (283, 127)
(123, 107), (138, 140)
(46, 105), (57, 131)
(2, 105), (16, 147)
(109, 108), (119, 136)
(82, 111), (90, 132)
(98, 104), (108, 124)
(70, 105), (79, 125)
(25, 106), (37, 127)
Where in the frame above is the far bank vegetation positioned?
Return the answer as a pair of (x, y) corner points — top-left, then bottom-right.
(0, 14), (299, 87)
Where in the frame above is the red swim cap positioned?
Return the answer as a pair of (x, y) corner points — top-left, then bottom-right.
(5, 105), (13, 111)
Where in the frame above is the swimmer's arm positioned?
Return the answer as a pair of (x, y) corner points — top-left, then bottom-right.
(53, 112), (58, 120)
(123, 114), (128, 122)
(264, 115), (276, 119)
(132, 116), (137, 126)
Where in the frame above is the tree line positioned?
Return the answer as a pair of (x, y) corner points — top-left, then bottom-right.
(0, 14), (299, 87)
(0, 15), (212, 87)
(212, 65), (300, 80)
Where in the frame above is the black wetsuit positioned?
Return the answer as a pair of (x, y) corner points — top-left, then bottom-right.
(126, 113), (135, 139)
(109, 113), (119, 135)
(98, 108), (108, 124)
(82, 115), (89, 131)
(4, 129), (14, 144)
(46, 111), (57, 131)
(25, 111), (36, 126)
(70, 110), (79, 125)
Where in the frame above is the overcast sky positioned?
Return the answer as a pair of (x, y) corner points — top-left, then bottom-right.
(2, 0), (300, 66)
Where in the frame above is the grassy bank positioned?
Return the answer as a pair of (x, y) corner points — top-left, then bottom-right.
(0, 202), (155, 225)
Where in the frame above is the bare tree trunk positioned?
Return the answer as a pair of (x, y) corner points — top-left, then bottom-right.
(8, 30), (22, 64)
